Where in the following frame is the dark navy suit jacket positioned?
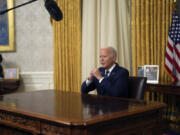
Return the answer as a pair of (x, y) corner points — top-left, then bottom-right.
(81, 64), (129, 97)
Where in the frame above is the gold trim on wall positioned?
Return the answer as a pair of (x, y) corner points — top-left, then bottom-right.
(0, 0), (15, 52)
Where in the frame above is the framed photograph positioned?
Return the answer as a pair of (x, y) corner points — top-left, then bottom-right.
(137, 65), (159, 84)
(144, 65), (159, 83)
(137, 66), (145, 77)
(0, 0), (15, 52)
(3, 68), (19, 80)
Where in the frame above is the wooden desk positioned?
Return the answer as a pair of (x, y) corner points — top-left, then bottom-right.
(0, 90), (166, 135)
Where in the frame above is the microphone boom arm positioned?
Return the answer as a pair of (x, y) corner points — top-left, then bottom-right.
(0, 0), (38, 15)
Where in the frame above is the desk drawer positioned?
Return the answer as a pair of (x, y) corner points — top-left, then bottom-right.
(0, 111), (40, 134)
(41, 122), (71, 135)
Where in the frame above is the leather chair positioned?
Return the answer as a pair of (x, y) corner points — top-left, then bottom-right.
(128, 76), (147, 100)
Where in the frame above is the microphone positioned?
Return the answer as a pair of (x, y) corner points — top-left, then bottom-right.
(0, 10), (7, 15)
(0, 0), (63, 21)
(45, 0), (63, 21)
(0, 0), (38, 15)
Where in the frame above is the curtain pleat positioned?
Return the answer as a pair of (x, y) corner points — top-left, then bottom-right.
(82, 0), (130, 81)
(53, 0), (81, 92)
(131, 0), (175, 82)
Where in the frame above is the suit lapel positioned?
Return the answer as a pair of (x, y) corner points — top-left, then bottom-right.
(108, 64), (119, 78)
(99, 64), (119, 78)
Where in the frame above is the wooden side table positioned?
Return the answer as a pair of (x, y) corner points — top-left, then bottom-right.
(146, 82), (180, 134)
(0, 80), (20, 95)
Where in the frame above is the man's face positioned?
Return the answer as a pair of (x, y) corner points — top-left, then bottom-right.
(99, 48), (116, 69)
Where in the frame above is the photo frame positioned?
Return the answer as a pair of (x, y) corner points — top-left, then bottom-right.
(3, 68), (19, 80)
(0, 0), (15, 52)
(138, 65), (159, 84)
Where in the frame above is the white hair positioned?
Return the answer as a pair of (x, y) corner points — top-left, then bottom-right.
(101, 47), (117, 58)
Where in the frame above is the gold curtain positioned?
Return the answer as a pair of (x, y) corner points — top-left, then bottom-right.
(53, 0), (81, 92)
(131, 0), (175, 82)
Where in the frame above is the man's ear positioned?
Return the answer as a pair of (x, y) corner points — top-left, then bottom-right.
(113, 56), (116, 62)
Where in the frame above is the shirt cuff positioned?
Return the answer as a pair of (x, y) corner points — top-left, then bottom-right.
(86, 79), (92, 86)
(99, 77), (104, 83)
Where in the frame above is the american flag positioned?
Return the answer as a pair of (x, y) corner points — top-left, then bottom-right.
(165, 11), (180, 82)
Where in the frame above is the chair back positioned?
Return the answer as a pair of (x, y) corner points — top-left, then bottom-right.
(128, 76), (147, 100)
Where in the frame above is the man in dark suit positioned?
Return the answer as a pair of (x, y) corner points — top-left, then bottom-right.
(81, 47), (129, 97)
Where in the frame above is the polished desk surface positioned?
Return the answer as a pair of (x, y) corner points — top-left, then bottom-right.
(0, 90), (166, 126)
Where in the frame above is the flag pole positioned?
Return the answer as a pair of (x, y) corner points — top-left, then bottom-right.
(173, 0), (177, 11)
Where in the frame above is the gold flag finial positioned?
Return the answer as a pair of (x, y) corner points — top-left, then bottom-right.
(173, 0), (177, 11)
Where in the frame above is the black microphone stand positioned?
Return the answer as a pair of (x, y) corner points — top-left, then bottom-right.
(0, 0), (38, 15)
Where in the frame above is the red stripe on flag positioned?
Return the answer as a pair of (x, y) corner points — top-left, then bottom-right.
(174, 46), (180, 59)
(167, 41), (173, 52)
(172, 74), (178, 82)
(165, 53), (173, 64)
(173, 60), (180, 73)
(165, 64), (172, 74)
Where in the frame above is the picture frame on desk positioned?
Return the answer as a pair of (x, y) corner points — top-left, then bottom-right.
(0, 0), (15, 52)
(3, 68), (19, 80)
(138, 65), (159, 84)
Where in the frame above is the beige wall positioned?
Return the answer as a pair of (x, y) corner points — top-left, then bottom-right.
(2, 0), (53, 72)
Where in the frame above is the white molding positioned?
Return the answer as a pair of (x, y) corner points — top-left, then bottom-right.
(18, 72), (54, 92)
